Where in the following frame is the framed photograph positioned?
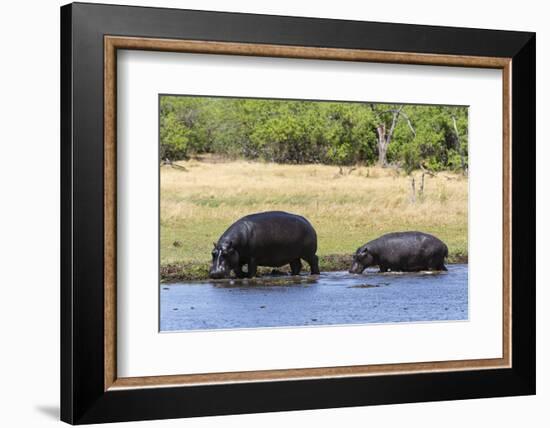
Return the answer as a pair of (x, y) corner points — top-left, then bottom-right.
(60, 2), (535, 424)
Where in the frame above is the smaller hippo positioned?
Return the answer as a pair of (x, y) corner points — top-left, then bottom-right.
(349, 231), (448, 274)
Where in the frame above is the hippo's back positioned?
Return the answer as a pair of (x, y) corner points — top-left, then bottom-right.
(242, 211), (313, 228)
(236, 211), (317, 265)
(242, 211), (316, 242)
(371, 231), (447, 269)
(373, 231), (444, 248)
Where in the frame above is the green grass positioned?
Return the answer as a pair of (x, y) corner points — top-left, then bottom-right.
(161, 157), (468, 281)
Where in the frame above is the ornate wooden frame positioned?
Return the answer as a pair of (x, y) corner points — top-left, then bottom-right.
(61, 3), (535, 424)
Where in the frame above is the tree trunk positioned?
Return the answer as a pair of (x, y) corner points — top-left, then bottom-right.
(376, 124), (388, 167)
(451, 115), (466, 173)
(373, 105), (406, 168)
(410, 177), (416, 203)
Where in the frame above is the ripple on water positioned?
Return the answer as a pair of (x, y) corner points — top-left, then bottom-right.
(160, 264), (468, 332)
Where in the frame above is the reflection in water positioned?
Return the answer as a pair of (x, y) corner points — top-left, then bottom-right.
(211, 275), (319, 288)
(160, 265), (468, 332)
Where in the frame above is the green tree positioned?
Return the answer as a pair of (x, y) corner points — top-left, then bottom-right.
(158, 95), (468, 170)
(160, 110), (189, 160)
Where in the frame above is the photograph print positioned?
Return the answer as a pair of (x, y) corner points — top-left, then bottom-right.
(159, 95), (468, 332)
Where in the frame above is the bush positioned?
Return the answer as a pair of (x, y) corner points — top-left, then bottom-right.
(159, 96), (468, 169)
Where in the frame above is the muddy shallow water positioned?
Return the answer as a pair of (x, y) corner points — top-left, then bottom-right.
(160, 264), (468, 332)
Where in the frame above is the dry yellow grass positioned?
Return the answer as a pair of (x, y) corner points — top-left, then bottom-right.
(160, 157), (468, 273)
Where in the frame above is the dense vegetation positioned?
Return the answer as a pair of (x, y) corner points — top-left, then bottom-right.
(160, 96), (468, 172)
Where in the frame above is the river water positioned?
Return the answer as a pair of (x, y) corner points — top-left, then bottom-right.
(160, 264), (468, 332)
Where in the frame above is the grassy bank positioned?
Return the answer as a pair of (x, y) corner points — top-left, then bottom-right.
(161, 157), (468, 281)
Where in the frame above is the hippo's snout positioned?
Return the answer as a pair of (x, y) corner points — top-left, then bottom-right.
(349, 262), (365, 274)
(209, 262), (231, 279)
(209, 269), (228, 279)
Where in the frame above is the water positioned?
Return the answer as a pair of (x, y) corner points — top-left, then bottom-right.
(160, 264), (468, 332)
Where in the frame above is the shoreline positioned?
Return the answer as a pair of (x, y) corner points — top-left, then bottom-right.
(160, 253), (468, 283)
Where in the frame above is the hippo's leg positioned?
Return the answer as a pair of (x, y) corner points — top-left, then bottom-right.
(290, 259), (302, 276)
(234, 263), (246, 278)
(305, 255), (320, 275)
(379, 265), (389, 273)
(429, 258), (447, 271)
(247, 258), (258, 278)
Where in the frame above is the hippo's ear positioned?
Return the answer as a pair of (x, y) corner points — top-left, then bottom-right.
(212, 242), (217, 248)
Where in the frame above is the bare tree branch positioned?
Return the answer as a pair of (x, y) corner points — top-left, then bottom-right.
(387, 105), (404, 141)
(160, 158), (188, 171)
(371, 104), (416, 168)
(399, 111), (416, 138)
(451, 114), (466, 172)
(420, 164), (436, 177)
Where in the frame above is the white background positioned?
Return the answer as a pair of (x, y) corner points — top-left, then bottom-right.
(0, 0), (546, 427)
(118, 51), (503, 377)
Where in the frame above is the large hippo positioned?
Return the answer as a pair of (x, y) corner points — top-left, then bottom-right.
(349, 231), (448, 274)
(209, 211), (320, 279)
